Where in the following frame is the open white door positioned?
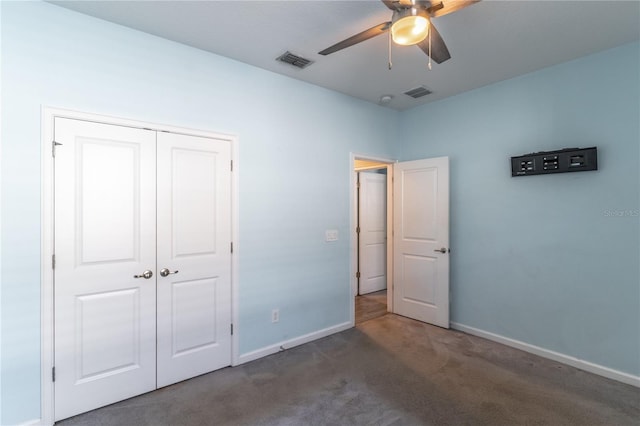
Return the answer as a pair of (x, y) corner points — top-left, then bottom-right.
(393, 157), (449, 328)
(358, 171), (387, 295)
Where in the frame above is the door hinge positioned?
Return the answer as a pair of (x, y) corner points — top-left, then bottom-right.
(356, 181), (360, 189)
(230, 160), (233, 172)
(356, 271), (361, 279)
(356, 226), (360, 234)
(230, 242), (233, 253)
(52, 141), (62, 157)
(52, 367), (55, 382)
(231, 324), (234, 335)
(52, 254), (56, 270)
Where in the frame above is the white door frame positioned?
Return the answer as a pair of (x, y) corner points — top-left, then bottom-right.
(349, 153), (395, 325)
(40, 107), (240, 426)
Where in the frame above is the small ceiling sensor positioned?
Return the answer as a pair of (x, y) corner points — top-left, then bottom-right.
(379, 95), (393, 104)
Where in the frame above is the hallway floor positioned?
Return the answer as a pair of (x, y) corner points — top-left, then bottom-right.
(355, 289), (387, 325)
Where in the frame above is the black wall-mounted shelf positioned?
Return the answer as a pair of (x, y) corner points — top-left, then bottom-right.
(511, 147), (597, 177)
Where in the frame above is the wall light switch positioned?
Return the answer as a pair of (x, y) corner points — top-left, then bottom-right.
(325, 230), (339, 242)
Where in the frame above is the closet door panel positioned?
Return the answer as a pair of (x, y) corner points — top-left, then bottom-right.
(156, 132), (232, 387)
(54, 118), (157, 421)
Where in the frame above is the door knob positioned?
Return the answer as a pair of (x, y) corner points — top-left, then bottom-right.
(434, 248), (447, 254)
(160, 268), (179, 277)
(134, 270), (153, 279)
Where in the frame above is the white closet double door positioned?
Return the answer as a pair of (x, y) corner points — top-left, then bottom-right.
(53, 118), (232, 421)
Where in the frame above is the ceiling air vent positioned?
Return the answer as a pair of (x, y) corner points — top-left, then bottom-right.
(404, 86), (433, 99)
(276, 51), (314, 69)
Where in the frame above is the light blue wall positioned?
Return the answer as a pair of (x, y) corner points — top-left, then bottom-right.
(399, 42), (640, 376)
(0, 2), (398, 423)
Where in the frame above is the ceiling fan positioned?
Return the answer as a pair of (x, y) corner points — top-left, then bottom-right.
(318, 0), (479, 65)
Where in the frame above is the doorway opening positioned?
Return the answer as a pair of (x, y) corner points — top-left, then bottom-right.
(351, 155), (394, 325)
(350, 154), (451, 329)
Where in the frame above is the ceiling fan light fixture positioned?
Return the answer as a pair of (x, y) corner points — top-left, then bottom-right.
(391, 8), (429, 46)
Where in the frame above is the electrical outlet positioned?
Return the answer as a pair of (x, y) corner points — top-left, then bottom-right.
(272, 309), (279, 323)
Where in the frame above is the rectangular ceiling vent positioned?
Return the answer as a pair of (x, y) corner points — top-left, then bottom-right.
(276, 51), (314, 69)
(404, 86), (433, 99)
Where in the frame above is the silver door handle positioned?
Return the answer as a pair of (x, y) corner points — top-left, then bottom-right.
(434, 248), (447, 254)
(160, 268), (179, 277)
(134, 270), (153, 279)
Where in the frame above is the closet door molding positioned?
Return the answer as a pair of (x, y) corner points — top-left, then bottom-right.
(40, 107), (240, 426)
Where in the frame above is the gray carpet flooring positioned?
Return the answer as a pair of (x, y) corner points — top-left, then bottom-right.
(58, 315), (639, 425)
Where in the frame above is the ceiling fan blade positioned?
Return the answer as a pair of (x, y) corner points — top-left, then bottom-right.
(429, 0), (479, 18)
(417, 23), (451, 63)
(319, 22), (391, 56)
(383, 0), (436, 10)
(381, 0), (399, 10)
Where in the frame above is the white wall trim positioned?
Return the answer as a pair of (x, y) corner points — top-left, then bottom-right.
(237, 321), (352, 365)
(349, 152), (395, 320)
(451, 322), (640, 388)
(41, 106), (240, 425)
(18, 418), (42, 426)
(231, 133), (240, 367)
(41, 108), (56, 426)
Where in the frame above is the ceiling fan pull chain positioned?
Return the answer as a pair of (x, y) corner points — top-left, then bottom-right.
(388, 30), (393, 70)
(428, 26), (432, 70)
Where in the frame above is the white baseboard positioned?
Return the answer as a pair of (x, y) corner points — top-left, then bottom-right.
(238, 321), (353, 365)
(19, 418), (42, 426)
(451, 322), (640, 388)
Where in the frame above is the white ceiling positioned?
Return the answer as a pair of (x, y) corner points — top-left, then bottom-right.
(50, 0), (640, 111)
